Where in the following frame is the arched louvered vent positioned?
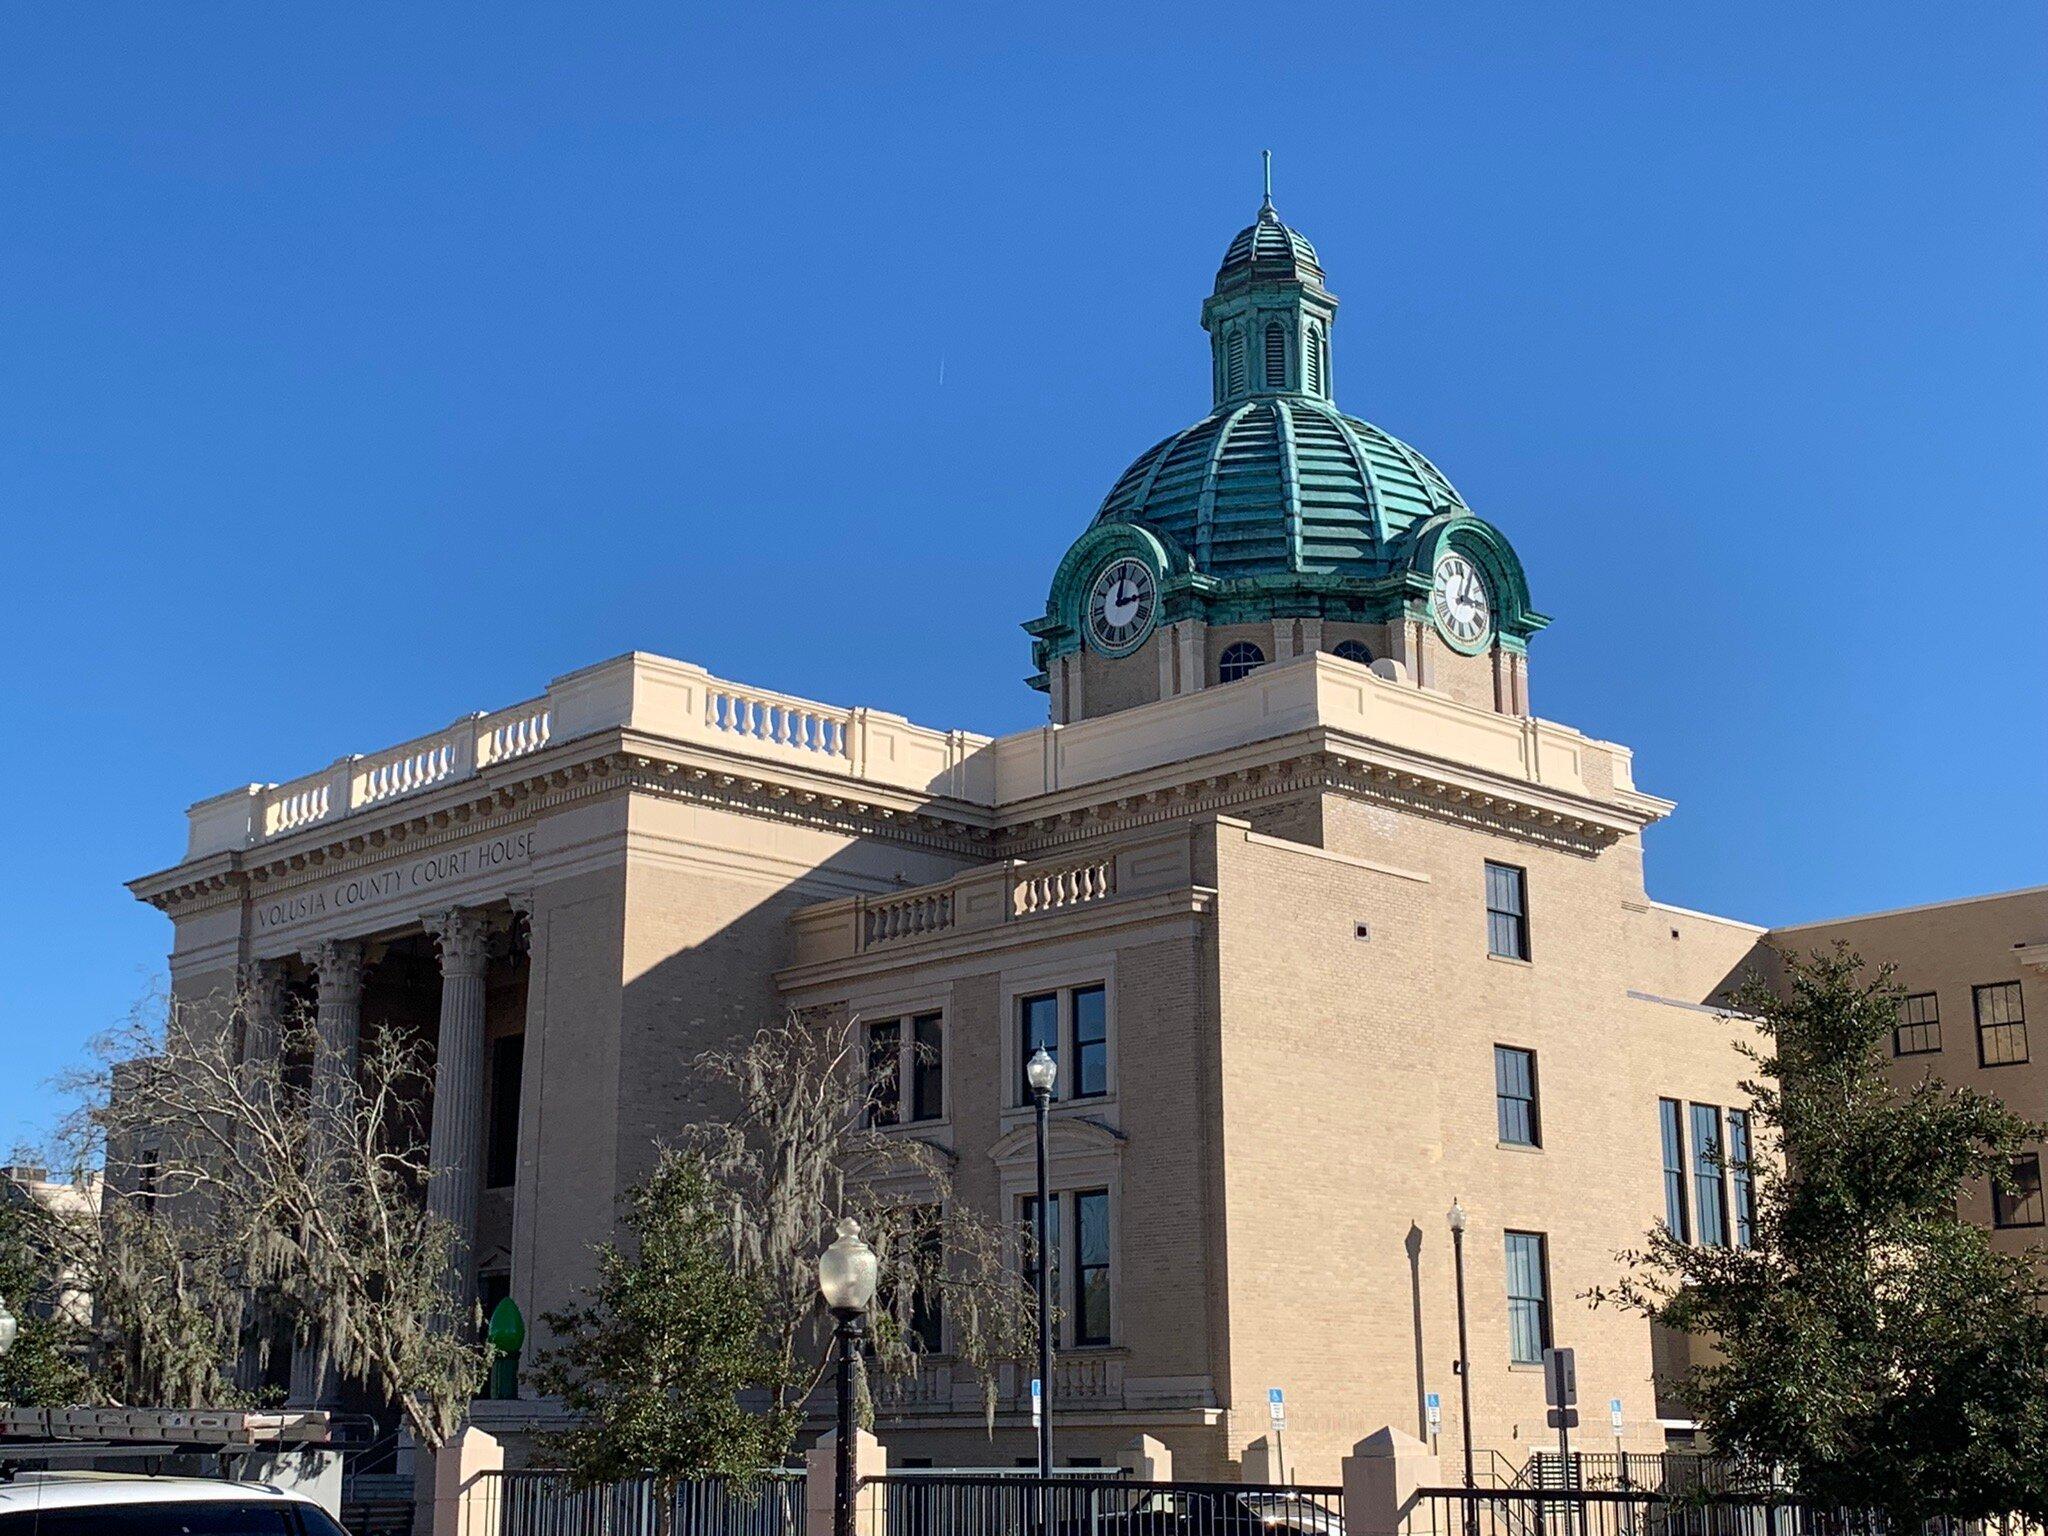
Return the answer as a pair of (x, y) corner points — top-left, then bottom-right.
(1226, 331), (1247, 397)
(1332, 638), (1374, 665)
(1264, 323), (1287, 388)
(1219, 641), (1267, 683)
(1306, 325), (1325, 396)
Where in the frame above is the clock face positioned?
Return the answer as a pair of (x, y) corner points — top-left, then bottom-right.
(1085, 557), (1158, 656)
(1431, 552), (1494, 649)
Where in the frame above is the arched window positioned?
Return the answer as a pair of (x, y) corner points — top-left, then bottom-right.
(1219, 642), (1267, 683)
(1332, 639), (1375, 666)
(1264, 323), (1287, 388)
(1226, 331), (1247, 397)
(1306, 325), (1325, 395)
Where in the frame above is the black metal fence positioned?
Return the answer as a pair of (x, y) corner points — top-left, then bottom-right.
(1414, 1487), (2041, 1536)
(858, 1473), (1344, 1536)
(478, 1469), (805, 1536)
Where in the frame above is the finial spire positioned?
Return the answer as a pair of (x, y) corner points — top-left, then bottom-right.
(1261, 149), (1274, 212)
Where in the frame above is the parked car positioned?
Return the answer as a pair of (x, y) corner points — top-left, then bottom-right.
(1053, 1488), (1345, 1536)
(0, 1474), (347, 1534)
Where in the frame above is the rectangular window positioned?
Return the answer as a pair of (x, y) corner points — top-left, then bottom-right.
(1485, 862), (1530, 961)
(1993, 1153), (2044, 1230)
(867, 1019), (902, 1126)
(1020, 1192), (1060, 1310)
(906, 1211), (944, 1350)
(1073, 986), (1108, 1099)
(1690, 1103), (1729, 1248)
(1659, 1099), (1690, 1242)
(1074, 1190), (1111, 1346)
(485, 1033), (525, 1189)
(1503, 1231), (1552, 1366)
(910, 1014), (944, 1122)
(1893, 992), (1941, 1057)
(136, 1147), (160, 1215)
(1726, 1108), (1755, 1249)
(1494, 1046), (1541, 1147)
(1019, 992), (1059, 1100)
(1974, 982), (2029, 1067)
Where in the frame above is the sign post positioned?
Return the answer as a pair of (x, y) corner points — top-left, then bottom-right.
(1266, 1388), (1287, 1484)
(1425, 1391), (1442, 1453)
(1609, 1398), (1626, 1487)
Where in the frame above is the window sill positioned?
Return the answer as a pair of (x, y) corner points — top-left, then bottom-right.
(1495, 1141), (1544, 1155)
(1977, 1059), (2032, 1070)
(1508, 1363), (1545, 1374)
(1486, 953), (1533, 968)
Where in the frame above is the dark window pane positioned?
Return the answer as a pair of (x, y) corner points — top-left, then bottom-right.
(868, 1020), (900, 1126)
(1495, 1046), (1539, 1146)
(1994, 1153), (2044, 1229)
(1894, 993), (1940, 1057)
(1727, 1109), (1755, 1249)
(910, 1014), (944, 1122)
(1485, 863), (1529, 960)
(1075, 1190), (1111, 1346)
(1660, 1099), (1690, 1242)
(485, 1032), (525, 1187)
(907, 1211), (944, 1349)
(1504, 1231), (1550, 1366)
(1020, 993), (1059, 1101)
(1219, 643), (1266, 683)
(1073, 985), (1108, 1098)
(1690, 1103), (1728, 1248)
(1975, 982), (2029, 1067)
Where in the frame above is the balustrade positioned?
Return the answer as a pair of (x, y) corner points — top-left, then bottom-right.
(704, 681), (850, 759)
(1014, 857), (1117, 916)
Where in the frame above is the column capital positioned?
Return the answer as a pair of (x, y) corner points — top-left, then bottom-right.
(426, 907), (492, 980)
(304, 939), (365, 1001)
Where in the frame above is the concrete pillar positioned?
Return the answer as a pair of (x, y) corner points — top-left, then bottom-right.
(425, 907), (493, 1305)
(236, 959), (291, 1394)
(431, 1424), (504, 1536)
(806, 1428), (885, 1536)
(290, 939), (364, 1407)
(1342, 1426), (1441, 1536)
(1241, 1434), (1281, 1484)
(1121, 1434), (1172, 1481)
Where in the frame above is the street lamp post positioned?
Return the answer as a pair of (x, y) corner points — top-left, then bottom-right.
(1025, 1047), (1058, 1479)
(818, 1218), (879, 1536)
(1448, 1199), (1477, 1534)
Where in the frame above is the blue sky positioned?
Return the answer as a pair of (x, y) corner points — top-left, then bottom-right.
(2, 3), (2043, 1153)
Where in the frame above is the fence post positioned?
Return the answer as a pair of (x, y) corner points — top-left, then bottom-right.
(1121, 1434), (1173, 1481)
(1342, 1426), (1440, 1536)
(431, 1424), (504, 1536)
(805, 1428), (885, 1536)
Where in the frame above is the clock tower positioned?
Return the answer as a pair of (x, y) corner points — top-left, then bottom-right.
(1028, 179), (1547, 724)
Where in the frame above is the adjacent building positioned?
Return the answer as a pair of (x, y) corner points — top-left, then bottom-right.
(126, 193), (2043, 1478)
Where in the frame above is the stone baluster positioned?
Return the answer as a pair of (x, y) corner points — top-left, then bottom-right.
(289, 938), (365, 1408)
(425, 907), (493, 1308)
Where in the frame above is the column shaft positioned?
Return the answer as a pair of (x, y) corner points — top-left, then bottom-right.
(425, 907), (492, 1308)
(290, 939), (365, 1408)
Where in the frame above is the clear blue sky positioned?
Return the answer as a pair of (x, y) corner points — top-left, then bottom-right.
(2, 4), (2043, 1153)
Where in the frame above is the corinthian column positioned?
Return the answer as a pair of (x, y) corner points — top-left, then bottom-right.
(424, 907), (492, 1306)
(289, 938), (365, 1408)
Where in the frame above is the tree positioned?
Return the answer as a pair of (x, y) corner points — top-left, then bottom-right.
(1597, 946), (2048, 1519)
(690, 1009), (1034, 1449)
(73, 984), (490, 1446)
(0, 1193), (95, 1407)
(534, 1149), (773, 1536)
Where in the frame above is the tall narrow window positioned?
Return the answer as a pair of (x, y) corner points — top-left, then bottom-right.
(868, 1019), (902, 1126)
(911, 1013), (944, 1122)
(1305, 325), (1324, 394)
(1264, 322), (1287, 388)
(1494, 1046), (1540, 1147)
(1894, 992), (1941, 1057)
(1690, 1103), (1729, 1248)
(1503, 1231), (1552, 1365)
(1726, 1108), (1754, 1248)
(1020, 1192), (1060, 1316)
(1218, 642), (1266, 683)
(136, 1147), (160, 1214)
(1074, 1190), (1112, 1346)
(1659, 1099), (1690, 1241)
(485, 1033), (525, 1188)
(1226, 331), (1247, 396)
(1073, 985), (1108, 1098)
(1485, 862), (1530, 960)
(1993, 1153), (2044, 1229)
(904, 1210), (945, 1350)
(1019, 993), (1059, 1101)
(1974, 982), (2029, 1067)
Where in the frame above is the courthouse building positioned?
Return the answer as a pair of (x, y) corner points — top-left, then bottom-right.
(127, 194), (2044, 1478)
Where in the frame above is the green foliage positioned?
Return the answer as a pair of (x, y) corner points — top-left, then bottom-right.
(0, 1196), (95, 1407)
(535, 1149), (774, 1508)
(1598, 946), (2048, 1519)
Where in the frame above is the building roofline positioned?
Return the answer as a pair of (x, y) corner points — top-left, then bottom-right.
(1768, 882), (2048, 936)
(1647, 899), (1766, 935)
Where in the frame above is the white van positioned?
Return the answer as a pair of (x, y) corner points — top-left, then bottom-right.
(0, 1474), (348, 1534)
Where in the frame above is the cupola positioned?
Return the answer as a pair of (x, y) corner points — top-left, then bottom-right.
(1202, 156), (1337, 405)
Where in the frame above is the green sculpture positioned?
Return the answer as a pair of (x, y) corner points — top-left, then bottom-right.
(486, 1295), (525, 1401)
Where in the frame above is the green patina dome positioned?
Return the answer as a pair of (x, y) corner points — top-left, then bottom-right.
(1027, 185), (1544, 690)
(1090, 396), (1468, 581)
